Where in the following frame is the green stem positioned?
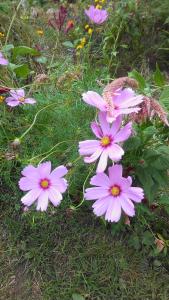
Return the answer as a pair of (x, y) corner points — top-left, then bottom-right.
(70, 164), (95, 210)
(5, 0), (23, 46)
(19, 103), (56, 141)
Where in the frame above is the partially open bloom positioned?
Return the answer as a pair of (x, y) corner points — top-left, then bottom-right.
(85, 164), (144, 222)
(0, 52), (8, 65)
(19, 162), (68, 211)
(5, 89), (36, 107)
(82, 88), (143, 122)
(85, 5), (108, 24)
(79, 112), (132, 173)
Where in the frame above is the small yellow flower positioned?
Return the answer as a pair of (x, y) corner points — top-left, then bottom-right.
(96, 4), (102, 9)
(0, 96), (5, 103)
(85, 24), (89, 30)
(76, 44), (83, 50)
(0, 32), (5, 38)
(100, 0), (105, 3)
(88, 28), (93, 35)
(81, 37), (86, 45)
(94, 0), (99, 2)
(36, 29), (44, 36)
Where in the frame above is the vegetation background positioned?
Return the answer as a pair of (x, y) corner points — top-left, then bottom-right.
(0, 0), (169, 299)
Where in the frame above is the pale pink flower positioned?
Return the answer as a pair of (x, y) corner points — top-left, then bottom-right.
(0, 51), (8, 65)
(79, 112), (132, 173)
(85, 164), (144, 222)
(19, 162), (68, 211)
(82, 88), (143, 122)
(5, 89), (36, 107)
(85, 5), (108, 24)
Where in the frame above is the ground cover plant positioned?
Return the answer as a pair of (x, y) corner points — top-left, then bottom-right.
(0, 0), (169, 299)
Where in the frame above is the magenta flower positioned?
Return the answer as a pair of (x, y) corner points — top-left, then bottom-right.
(19, 162), (68, 211)
(85, 164), (144, 222)
(0, 51), (8, 65)
(5, 89), (36, 107)
(85, 5), (108, 24)
(82, 88), (143, 122)
(79, 112), (132, 173)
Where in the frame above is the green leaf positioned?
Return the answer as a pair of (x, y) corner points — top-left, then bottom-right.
(72, 294), (85, 300)
(13, 64), (30, 78)
(158, 195), (169, 206)
(154, 64), (165, 87)
(1, 44), (14, 53)
(12, 46), (39, 59)
(62, 41), (74, 48)
(142, 231), (154, 246)
(128, 70), (146, 90)
(124, 136), (141, 151)
(159, 86), (169, 111)
(136, 167), (155, 201)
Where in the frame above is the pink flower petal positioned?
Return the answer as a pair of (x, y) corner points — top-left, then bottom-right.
(25, 98), (36, 104)
(36, 191), (49, 211)
(51, 178), (68, 193)
(90, 172), (110, 187)
(110, 116), (122, 136)
(105, 198), (121, 222)
(0, 58), (8, 65)
(127, 187), (144, 203)
(50, 165), (68, 179)
(21, 188), (41, 206)
(19, 177), (38, 191)
(91, 122), (102, 138)
(113, 88), (135, 106)
(38, 161), (51, 178)
(79, 140), (100, 155)
(49, 187), (63, 206)
(84, 147), (102, 163)
(85, 187), (109, 200)
(118, 107), (141, 115)
(108, 164), (123, 183)
(98, 112), (110, 135)
(120, 194), (135, 217)
(96, 150), (108, 173)
(82, 91), (106, 111)
(5, 97), (20, 107)
(92, 197), (110, 216)
(114, 122), (132, 143)
(21, 165), (40, 180)
(108, 144), (124, 161)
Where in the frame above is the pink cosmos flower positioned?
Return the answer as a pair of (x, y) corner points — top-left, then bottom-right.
(85, 164), (144, 222)
(5, 89), (36, 107)
(85, 5), (108, 24)
(79, 112), (132, 173)
(82, 88), (143, 122)
(0, 51), (8, 65)
(19, 162), (68, 211)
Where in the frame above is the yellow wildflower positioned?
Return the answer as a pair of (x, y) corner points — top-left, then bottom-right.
(85, 24), (89, 30)
(88, 28), (93, 35)
(36, 29), (44, 36)
(0, 96), (5, 103)
(95, 0), (99, 2)
(81, 37), (86, 45)
(0, 32), (5, 38)
(96, 4), (102, 9)
(76, 44), (83, 50)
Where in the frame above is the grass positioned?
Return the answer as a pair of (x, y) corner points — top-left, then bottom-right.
(1, 1), (169, 299)
(1, 192), (169, 300)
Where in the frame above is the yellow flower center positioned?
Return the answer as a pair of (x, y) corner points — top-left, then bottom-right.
(0, 96), (5, 102)
(36, 29), (44, 36)
(19, 97), (25, 102)
(40, 179), (49, 189)
(101, 136), (111, 147)
(110, 185), (121, 197)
